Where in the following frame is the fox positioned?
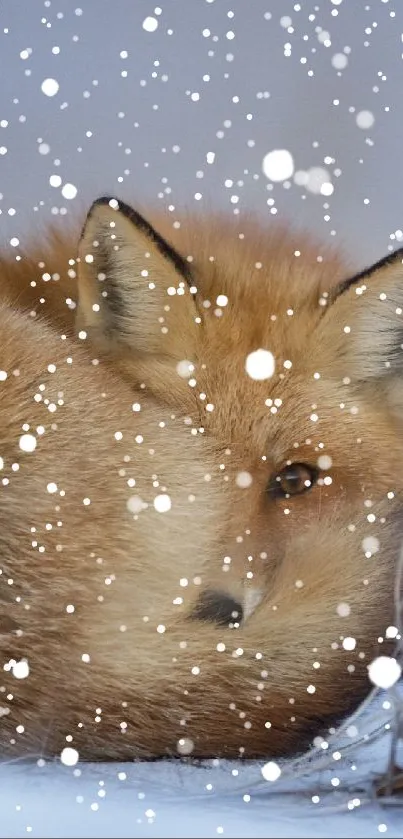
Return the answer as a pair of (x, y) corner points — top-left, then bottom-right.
(0, 194), (400, 762)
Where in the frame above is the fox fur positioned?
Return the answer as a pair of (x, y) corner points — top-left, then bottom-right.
(0, 196), (400, 761)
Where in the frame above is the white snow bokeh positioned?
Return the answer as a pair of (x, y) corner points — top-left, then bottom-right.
(40, 78), (59, 97)
(142, 16), (159, 33)
(317, 454), (332, 471)
(60, 747), (79, 767)
(245, 349), (275, 380)
(367, 656), (402, 690)
(19, 433), (37, 453)
(176, 737), (194, 756)
(362, 535), (380, 557)
(11, 659), (29, 679)
(153, 493), (172, 513)
(61, 182), (78, 199)
(235, 470), (253, 489)
(331, 53), (348, 70)
(356, 110), (375, 130)
(261, 760), (282, 782)
(126, 495), (146, 514)
(294, 167), (334, 195)
(262, 149), (294, 182)
(176, 359), (195, 379)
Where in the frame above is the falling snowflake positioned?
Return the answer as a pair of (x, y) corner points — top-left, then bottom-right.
(176, 360), (195, 378)
(177, 737), (194, 755)
(12, 659), (29, 679)
(331, 53), (348, 70)
(245, 349), (275, 380)
(126, 495), (146, 514)
(261, 761), (282, 782)
(362, 535), (380, 557)
(61, 183), (78, 199)
(236, 471), (253, 488)
(356, 110), (375, 130)
(367, 656), (402, 689)
(142, 16), (158, 32)
(317, 455), (332, 470)
(153, 494), (171, 513)
(60, 747), (79, 766)
(262, 149), (294, 182)
(41, 78), (59, 97)
(19, 434), (37, 453)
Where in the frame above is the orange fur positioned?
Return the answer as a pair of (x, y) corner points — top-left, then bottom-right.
(0, 198), (399, 761)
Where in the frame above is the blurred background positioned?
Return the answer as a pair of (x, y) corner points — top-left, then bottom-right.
(0, 0), (402, 268)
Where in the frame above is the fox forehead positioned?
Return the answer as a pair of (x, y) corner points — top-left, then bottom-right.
(0, 213), (385, 467)
(139, 215), (352, 453)
(162, 214), (347, 330)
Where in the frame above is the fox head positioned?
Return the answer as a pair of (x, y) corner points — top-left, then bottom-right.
(0, 196), (401, 760)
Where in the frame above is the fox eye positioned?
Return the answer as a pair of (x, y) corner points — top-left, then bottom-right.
(268, 463), (318, 498)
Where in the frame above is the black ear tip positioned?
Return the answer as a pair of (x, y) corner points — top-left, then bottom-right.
(88, 195), (136, 219)
(83, 196), (153, 233)
(80, 196), (137, 243)
(92, 195), (121, 210)
(80, 195), (193, 286)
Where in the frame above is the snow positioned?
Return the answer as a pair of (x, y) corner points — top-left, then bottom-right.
(368, 657), (402, 690)
(11, 659), (30, 680)
(142, 17), (158, 34)
(19, 434), (37, 453)
(332, 53), (349, 70)
(1, 686), (403, 838)
(362, 536), (380, 557)
(40, 78), (59, 97)
(245, 349), (275, 381)
(176, 360), (195, 379)
(126, 496), (146, 515)
(261, 760), (282, 782)
(61, 183), (78, 200)
(262, 150), (294, 183)
(356, 110), (375, 130)
(235, 471), (253, 489)
(153, 494), (172, 513)
(60, 747), (80, 767)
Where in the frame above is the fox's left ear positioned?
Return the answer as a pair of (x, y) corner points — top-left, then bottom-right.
(321, 248), (403, 380)
(77, 197), (198, 362)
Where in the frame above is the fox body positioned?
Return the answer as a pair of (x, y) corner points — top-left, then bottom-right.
(0, 197), (400, 761)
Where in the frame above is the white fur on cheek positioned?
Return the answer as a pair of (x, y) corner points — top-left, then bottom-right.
(243, 588), (264, 621)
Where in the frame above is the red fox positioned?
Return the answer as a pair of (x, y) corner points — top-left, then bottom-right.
(0, 196), (399, 761)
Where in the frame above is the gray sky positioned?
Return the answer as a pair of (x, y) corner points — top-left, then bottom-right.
(1, 0), (402, 268)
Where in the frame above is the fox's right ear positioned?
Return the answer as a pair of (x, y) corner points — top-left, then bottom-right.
(76, 197), (199, 363)
(319, 247), (403, 382)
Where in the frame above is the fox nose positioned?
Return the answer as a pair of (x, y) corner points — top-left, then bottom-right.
(191, 590), (243, 627)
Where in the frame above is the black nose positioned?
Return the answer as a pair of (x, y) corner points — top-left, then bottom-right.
(191, 590), (243, 627)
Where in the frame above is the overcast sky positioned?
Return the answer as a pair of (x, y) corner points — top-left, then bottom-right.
(1, 0), (402, 268)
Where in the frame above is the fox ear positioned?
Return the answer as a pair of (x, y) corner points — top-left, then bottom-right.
(322, 248), (403, 380)
(77, 197), (198, 360)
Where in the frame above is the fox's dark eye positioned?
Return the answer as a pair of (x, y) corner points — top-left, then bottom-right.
(268, 463), (318, 498)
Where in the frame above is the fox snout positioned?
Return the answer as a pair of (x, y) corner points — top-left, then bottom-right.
(191, 590), (244, 627)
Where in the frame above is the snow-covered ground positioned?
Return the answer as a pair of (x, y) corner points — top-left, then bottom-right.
(2, 687), (403, 838)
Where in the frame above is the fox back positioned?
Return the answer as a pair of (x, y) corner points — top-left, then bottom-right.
(0, 196), (400, 761)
